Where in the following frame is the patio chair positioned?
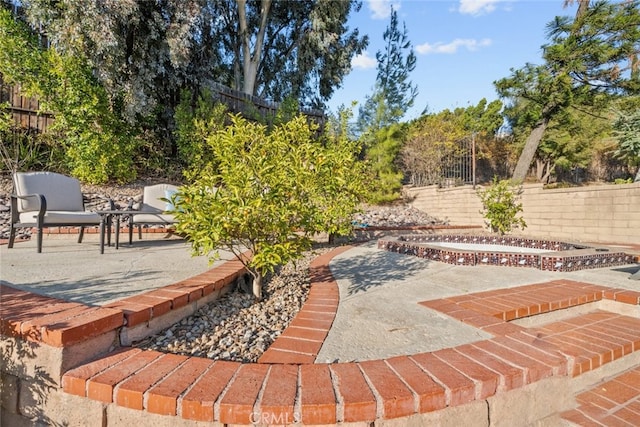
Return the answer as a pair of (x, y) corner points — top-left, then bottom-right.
(128, 183), (179, 244)
(9, 171), (109, 253)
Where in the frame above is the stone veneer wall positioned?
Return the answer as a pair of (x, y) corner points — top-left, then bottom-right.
(405, 182), (640, 245)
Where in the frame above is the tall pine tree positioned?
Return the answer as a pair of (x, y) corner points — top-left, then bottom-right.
(357, 6), (418, 202)
(358, 6), (417, 132)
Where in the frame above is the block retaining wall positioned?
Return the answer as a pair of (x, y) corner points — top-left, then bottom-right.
(405, 182), (640, 245)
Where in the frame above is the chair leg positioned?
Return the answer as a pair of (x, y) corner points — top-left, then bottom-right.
(129, 223), (133, 245)
(37, 227), (43, 253)
(78, 226), (85, 243)
(8, 224), (16, 248)
(138, 225), (142, 240)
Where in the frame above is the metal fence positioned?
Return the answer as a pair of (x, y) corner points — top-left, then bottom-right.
(440, 135), (475, 187)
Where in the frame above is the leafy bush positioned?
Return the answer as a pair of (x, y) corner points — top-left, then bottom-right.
(174, 89), (228, 182)
(0, 9), (137, 183)
(614, 177), (633, 184)
(172, 114), (367, 300)
(477, 177), (527, 235)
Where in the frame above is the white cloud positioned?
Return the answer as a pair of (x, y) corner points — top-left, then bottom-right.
(368, 0), (401, 20)
(351, 51), (377, 69)
(458, 0), (501, 16)
(416, 38), (492, 55)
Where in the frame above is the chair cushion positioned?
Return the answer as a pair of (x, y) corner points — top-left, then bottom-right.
(131, 213), (177, 224)
(19, 211), (101, 225)
(141, 184), (179, 213)
(14, 172), (85, 212)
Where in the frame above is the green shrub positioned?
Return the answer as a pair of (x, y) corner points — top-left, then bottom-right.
(477, 177), (527, 235)
(174, 89), (228, 182)
(172, 114), (367, 300)
(614, 177), (633, 184)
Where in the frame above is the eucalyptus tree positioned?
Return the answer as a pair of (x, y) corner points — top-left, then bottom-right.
(16, 0), (367, 117)
(496, 0), (640, 182)
(211, 0), (367, 109)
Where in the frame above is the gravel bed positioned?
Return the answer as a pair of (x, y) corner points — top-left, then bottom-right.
(132, 248), (328, 363)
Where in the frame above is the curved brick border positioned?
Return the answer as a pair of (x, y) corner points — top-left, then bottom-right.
(3, 242), (640, 425)
(258, 246), (352, 364)
(58, 248), (640, 425)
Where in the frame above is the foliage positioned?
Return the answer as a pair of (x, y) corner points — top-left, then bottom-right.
(45, 51), (138, 183)
(477, 177), (527, 235)
(218, 0), (368, 108)
(614, 177), (633, 184)
(401, 111), (462, 186)
(364, 123), (405, 203)
(612, 105), (640, 182)
(457, 98), (504, 136)
(174, 89), (228, 182)
(535, 107), (612, 183)
(0, 7), (138, 183)
(0, 125), (63, 173)
(21, 0), (200, 120)
(172, 114), (367, 300)
(358, 7), (417, 131)
(496, 0), (640, 182)
(354, 7), (417, 203)
(20, 0), (367, 116)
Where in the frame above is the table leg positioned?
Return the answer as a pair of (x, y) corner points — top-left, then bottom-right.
(115, 215), (120, 249)
(99, 215), (106, 254)
(107, 216), (112, 247)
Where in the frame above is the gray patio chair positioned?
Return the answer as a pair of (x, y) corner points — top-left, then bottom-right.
(128, 183), (179, 244)
(9, 171), (109, 253)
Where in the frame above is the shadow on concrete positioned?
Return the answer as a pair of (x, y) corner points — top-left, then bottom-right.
(1, 268), (164, 306)
(612, 264), (640, 280)
(330, 249), (431, 296)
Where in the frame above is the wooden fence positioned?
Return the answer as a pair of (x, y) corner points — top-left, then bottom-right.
(0, 76), (325, 133)
(0, 79), (54, 133)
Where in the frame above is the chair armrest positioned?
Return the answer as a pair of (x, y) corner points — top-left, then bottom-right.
(98, 195), (116, 210)
(11, 193), (46, 223)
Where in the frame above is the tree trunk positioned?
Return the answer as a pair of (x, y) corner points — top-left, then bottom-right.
(511, 118), (549, 183)
(237, 0), (272, 96)
(252, 272), (263, 300)
(634, 165), (640, 183)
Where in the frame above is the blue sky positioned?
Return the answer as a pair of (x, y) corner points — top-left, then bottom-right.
(327, 0), (578, 119)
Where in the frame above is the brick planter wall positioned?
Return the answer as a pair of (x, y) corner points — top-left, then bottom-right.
(3, 245), (640, 426)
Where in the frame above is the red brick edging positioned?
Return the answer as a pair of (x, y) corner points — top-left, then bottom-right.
(0, 257), (246, 347)
(3, 245), (640, 425)
(258, 246), (351, 364)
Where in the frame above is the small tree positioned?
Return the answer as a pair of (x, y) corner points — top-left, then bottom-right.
(477, 177), (527, 235)
(613, 107), (640, 182)
(172, 114), (367, 300)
